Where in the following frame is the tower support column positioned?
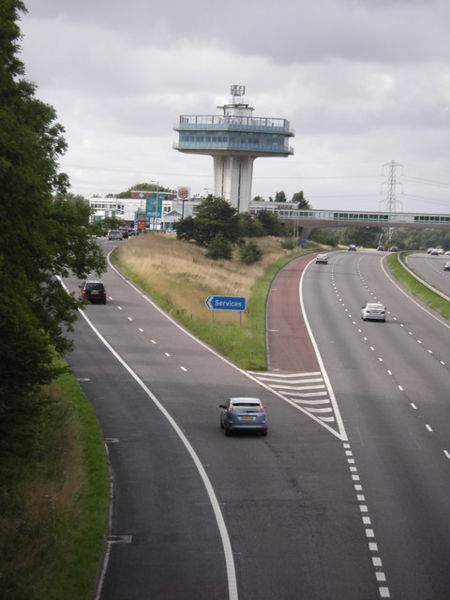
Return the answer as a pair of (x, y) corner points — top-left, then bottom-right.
(213, 155), (255, 213)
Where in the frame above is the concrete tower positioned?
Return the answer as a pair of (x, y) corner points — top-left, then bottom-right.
(174, 85), (294, 213)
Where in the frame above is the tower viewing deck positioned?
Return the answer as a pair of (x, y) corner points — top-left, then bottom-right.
(174, 85), (294, 212)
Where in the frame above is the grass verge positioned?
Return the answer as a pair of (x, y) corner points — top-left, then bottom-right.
(386, 252), (450, 320)
(113, 246), (312, 370)
(0, 358), (109, 600)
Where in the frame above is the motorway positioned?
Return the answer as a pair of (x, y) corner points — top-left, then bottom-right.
(406, 252), (450, 297)
(64, 242), (450, 599)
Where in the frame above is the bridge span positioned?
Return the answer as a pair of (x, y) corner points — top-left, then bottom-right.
(248, 202), (450, 237)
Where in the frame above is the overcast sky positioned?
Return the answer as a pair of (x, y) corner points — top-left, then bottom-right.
(20, 0), (450, 212)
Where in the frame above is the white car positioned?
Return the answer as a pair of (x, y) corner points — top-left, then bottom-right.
(316, 253), (328, 264)
(361, 302), (386, 321)
(430, 249), (439, 256)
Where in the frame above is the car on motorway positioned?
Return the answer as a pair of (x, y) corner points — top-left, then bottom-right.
(445, 251), (450, 255)
(219, 397), (267, 436)
(436, 248), (444, 255)
(108, 229), (123, 241)
(316, 253), (328, 264)
(361, 302), (386, 321)
(430, 248), (439, 256)
(444, 262), (450, 271)
(81, 278), (107, 304)
(348, 244), (357, 251)
(388, 246), (398, 252)
(377, 246), (385, 251)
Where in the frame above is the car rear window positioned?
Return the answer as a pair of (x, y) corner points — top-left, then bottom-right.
(232, 402), (261, 412)
(86, 282), (104, 291)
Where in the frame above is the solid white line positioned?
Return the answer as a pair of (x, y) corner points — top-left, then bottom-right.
(282, 391), (328, 398)
(381, 257), (450, 329)
(252, 371), (321, 378)
(299, 261), (348, 441)
(304, 407), (333, 414)
(75, 307), (239, 600)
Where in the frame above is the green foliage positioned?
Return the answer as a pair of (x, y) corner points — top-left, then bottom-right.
(255, 210), (283, 236)
(291, 190), (312, 209)
(309, 228), (341, 246)
(388, 227), (450, 251)
(237, 212), (265, 237)
(239, 240), (262, 264)
(205, 233), (233, 260)
(340, 226), (383, 247)
(274, 190), (287, 203)
(115, 182), (175, 198)
(252, 195), (265, 202)
(281, 238), (297, 250)
(175, 215), (195, 241)
(0, 2), (106, 451)
(189, 195), (239, 246)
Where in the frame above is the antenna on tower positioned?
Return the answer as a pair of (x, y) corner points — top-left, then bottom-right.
(382, 160), (403, 212)
(230, 84), (245, 104)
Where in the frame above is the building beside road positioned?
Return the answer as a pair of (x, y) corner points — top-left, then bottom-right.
(89, 190), (200, 230)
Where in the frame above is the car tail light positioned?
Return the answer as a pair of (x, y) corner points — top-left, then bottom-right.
(259, 404), (265, 413)
(82, 289), (86, 297)
(228, 404), (233, 413)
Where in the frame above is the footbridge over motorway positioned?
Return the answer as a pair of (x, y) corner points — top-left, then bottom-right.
(248, 202), (450, 238)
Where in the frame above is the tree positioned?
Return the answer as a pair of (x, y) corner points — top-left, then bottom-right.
(238, 240), (262, 264)
(237, 213), (265, 237)
(175, 215), (195, 241)
(274, 190), (287, 203)
(255, 210), (283, 236)
(291, 191), (311, 210)
(205, 233), (233, 260)
(191, 195), (239, 246)
(252, 195), (264, 202)
(0, 1), (106, 451)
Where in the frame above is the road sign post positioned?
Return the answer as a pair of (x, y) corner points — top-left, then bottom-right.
(205, 295), (246, 325)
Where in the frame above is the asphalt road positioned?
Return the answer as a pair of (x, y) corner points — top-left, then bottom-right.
(302, 250), (450, 599)
(64, 241), (450, 599)
(406, 252), (450, 297)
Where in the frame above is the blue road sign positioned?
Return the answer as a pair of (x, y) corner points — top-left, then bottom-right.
(205, 295), (246, 311)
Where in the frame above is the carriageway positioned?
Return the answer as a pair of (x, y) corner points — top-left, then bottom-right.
(248, 202), (450, 238)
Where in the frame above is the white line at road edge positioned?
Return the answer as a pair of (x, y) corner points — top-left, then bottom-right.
(380, 256), (450, 330)
(299, 260), (348, 442)
(58, 277), (238, 600)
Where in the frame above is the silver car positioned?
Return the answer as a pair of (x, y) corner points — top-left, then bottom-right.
(219, 397), (267, 436)
(361, 302), (386, 321)
(316, 253), (328, 264)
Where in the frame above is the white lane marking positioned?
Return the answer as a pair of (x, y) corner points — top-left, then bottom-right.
(138, 327), (144, 332)
(380, 257), (450, 330)
(164, 352), (171, 357)
(369, 542), (379, 552)
(252, 371), (321, 378)
(425, 424), (433, 432)
(387, 370), (392, 376)
(75, 306), (239, 600)
(440, 361), (446, 366)
(299, 261), (348, 441)
(398, 385), (404, 391)
(180, 366), (187, 372)
(151, 339), (157, 344)
(410, 403), (417, 410)
(417, 340), (422, 345)
(444, 450), (450, 459)
(128, 317), (133, 321)
(118, 306), (122, 310)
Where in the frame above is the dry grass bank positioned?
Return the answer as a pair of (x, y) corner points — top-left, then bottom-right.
(117, 233), (294, 324)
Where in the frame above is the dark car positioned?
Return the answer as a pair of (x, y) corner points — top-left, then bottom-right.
(82, 278), (107, 304)
(444, 262), (450, 271)
(219, 397), (267, 436)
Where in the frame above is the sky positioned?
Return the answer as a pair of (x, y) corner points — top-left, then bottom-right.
(19, 0), (450, 213)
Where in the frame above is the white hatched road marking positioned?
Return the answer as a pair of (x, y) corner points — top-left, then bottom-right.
(250, 370), (344, 432)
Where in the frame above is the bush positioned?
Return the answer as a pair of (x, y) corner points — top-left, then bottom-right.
(239, 240), (262, 264)
(281, 238), (296, 250)
(205, 234), (233, 260)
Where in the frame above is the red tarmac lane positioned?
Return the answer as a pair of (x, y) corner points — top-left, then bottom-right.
(267, 254), (319, 372)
